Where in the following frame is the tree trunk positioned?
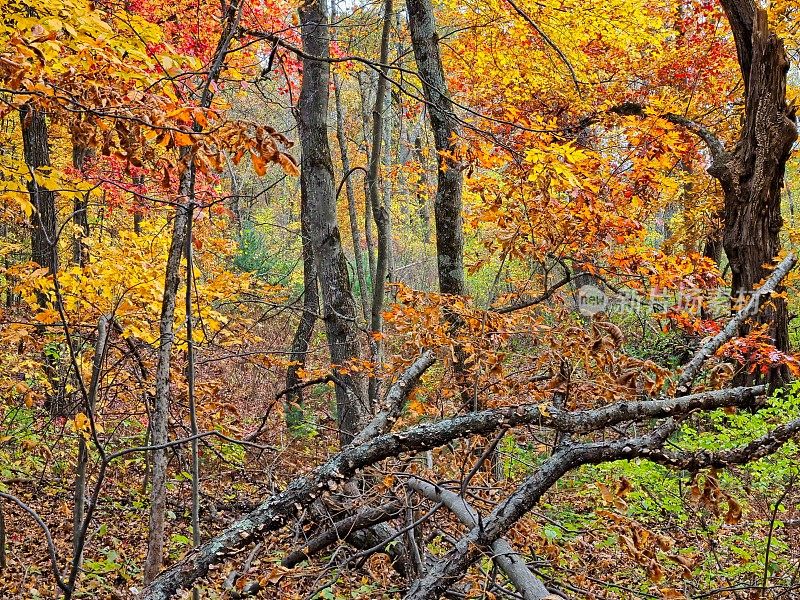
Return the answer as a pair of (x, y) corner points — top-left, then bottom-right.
(406, 0), (472, 414)
(144, 0), (243, 580)
(406, 0), (466, 297)
(713, 2), (797, 383)
(72, 314), (110, 571)
(284, 175), (319, 430)
(19, 104), (57, 286)
(133, 174), (145, 235)
(332, 70), (370, 324)
(184, 204), (201, 600)
(382, 66), (395, 284)
(298, 0), (369, 446)
(357, 71), (377, 284)
(414, 136), (432, 244)
(143, 176), (192, 584)
(71, 145), (91, 266)
(20, 104), (63, 416)
(366, 0), (394, 403)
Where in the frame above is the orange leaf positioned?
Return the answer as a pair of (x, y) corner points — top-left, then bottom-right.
(251, 152), (267, 177)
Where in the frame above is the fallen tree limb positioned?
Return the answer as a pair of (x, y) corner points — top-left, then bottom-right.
(648, 413), (800, 470)
(406, 409), (800, 599)
(139, 382), (769, 599)
(405, 427), (714, 599)
(407, 477), (552, 600)
(353, 350), (437, 445)
(281, 501), (403, 568)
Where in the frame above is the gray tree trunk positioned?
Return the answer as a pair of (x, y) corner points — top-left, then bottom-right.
(332, 69), (370, 323)
(357, 71), (377, 284)
(414, 135), (432, 244)
(298, 0), (369, 446)
(143, 0), (243, 581)
(71, 145), (91, 265)
(406, 0), (472, 414)
(143, 174), (192, 584)
(133, 174), (145, 235)
(406, 0), (466, 297)
(366, 0), (394, 403)
(20, 104), (63, 417)
(284, 174), (319, 429)
(381, 64), (395, 283)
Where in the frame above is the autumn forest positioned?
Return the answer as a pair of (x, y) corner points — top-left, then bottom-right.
(1, 0), (800, 598)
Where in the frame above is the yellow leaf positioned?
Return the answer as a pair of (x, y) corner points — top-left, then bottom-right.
(72, 412), (91, 440)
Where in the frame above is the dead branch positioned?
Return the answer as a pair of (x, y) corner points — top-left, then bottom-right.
(407, 477), (552, 600)
(281, 502), (403, 568)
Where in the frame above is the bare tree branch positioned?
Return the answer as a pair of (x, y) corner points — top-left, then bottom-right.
(353, 350), (436, 445)
(0, 491), (68, 594)
(407, 477), (552, 600)
(281, 502), (404, 568)
(502, 0), (581, 96)
(676, 253), (796, 395)
(663, 113), (728, 165)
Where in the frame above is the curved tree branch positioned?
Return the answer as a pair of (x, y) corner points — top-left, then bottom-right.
(0, 491), (68, 594)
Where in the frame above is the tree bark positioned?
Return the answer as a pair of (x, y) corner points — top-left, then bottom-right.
(382, 66), (395, 284)
(407, 477), (552, 600)
(144, 0), (243, 581)
(406, 0), (473, 415)
(143, 175), (192, 584)
(406, 0), (466, 297)
(714, 2), (797, 381)
(284, 175), (319, 430)
(414, 135), (432, 244)
(280, 502), (403, 568)
(332, 70), (370, 324)
(366, 0), (394, 403)
(133, 174), (145, 235)
(71, 145), (91, 266)
(20, 104), (57, 287)
(138, 382), (778, 599)
(72, 315), (111, 571)
(184, 205), (201, 600)
(20, 104), (62, 416)
(357, 71), (377, 284)
(298, 0), (369, 446)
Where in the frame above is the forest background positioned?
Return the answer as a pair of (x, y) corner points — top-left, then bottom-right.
(1, 0), (800, 599)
